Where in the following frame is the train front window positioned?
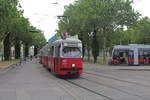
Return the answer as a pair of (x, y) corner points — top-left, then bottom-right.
(62, 47), (81, 58)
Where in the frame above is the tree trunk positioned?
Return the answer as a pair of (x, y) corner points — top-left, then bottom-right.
(82, 42), (85, 58)
(25, 43), (28, 57)
(15, 39), (21, 59)
(103, 26), (107, 64)
(92, 29), (99, 63)
(87, 36), (90, 62)
(34, 46), (38, 56)
(4, 33), (10, 61)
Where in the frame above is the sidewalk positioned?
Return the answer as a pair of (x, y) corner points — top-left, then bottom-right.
(0, 59), (76, 100)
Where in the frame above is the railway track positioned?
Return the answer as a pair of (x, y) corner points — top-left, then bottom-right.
(82, 71), (150, 100)
(84, 71), (150, 88)
(65, 79), (114, 100)
(40, 64), (111, 100)
(80, 76), (150, 100)
(41, 63), (150, 100)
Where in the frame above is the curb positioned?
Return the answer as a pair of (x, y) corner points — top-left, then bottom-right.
(0, 61), (21, 73)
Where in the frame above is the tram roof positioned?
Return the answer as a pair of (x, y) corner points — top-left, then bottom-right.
(53, 38), (81, 44)
(114, 44), (150, 50)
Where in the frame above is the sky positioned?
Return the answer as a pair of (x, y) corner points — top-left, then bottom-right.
(20, 0), (150, 41)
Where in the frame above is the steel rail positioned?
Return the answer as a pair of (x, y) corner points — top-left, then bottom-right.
(65, 79), (113, 100)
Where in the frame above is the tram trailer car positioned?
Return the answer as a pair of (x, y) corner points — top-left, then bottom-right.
(39, 36), (83, 76)
(109, 44), (150, 66)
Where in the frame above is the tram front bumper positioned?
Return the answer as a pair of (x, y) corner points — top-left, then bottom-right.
(59, 68), (83, 75)
(60, 67), (82, 71)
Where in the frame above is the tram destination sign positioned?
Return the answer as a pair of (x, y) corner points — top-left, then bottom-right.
(64, 43), (78, 47)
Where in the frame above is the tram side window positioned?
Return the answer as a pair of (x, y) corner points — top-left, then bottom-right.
(47, 48), (50, 56)
(128, 51), (134, 59)
(55, 46), (58, 58)
(119, 52), (123, 57)
(138, 50), (144, 59)
(50, 46), (54, 57)
(148, 51), (150, 60)
(143, 51), (149, 59)
(113, 50), (120, 59)
(55, 45), (60, 58)
(148, 51), (150, 57)
(45, 48), (47, 56)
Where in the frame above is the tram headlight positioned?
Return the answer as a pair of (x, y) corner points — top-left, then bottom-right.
(72, 64), (76, 67)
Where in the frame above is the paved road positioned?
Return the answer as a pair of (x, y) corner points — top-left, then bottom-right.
(83, 63), (150, 100)
(0, 60), (76, 100)
(1, 60), (150, 100)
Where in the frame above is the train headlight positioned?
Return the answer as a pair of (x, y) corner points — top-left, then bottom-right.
(72, 64), (76, 67)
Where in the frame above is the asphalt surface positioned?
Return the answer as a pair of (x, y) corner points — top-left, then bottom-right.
(83, 63), (150, 100)
(0, 60), (76, 100)
(1, 60), (150, 100)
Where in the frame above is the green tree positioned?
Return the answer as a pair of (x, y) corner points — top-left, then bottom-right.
(58, 0), (139, 64)
(122, 17), (150, 44)
(31, 31), (47, 56)
(1, 0), (19, 60)
(0, 0), (46, 60)
(92, 29), (99, 63)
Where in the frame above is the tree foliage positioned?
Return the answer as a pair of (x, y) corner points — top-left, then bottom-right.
(58, 0), (139, 63)
(121, 17), (150, 44)
(0, 0), (46, 60)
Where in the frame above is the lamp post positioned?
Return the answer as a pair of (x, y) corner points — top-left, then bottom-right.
(57, 15), (70, 33)
(87, 32), (93, 62)
(52, 2), (58, 5)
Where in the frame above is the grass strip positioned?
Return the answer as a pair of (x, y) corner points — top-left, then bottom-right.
(0, 59), (20, 69)
(83, 56), (110, 64)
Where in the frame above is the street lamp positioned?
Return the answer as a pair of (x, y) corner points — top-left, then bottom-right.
(52, 2), (58, 5)
(57, 15), (70, 24)
(87, 32), (93, 62)
(57, 15), (70, 35)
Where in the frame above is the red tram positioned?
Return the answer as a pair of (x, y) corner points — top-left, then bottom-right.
(39, 35), (83, 76)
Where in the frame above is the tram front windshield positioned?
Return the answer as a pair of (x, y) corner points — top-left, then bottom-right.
(62, 47), (82, 58)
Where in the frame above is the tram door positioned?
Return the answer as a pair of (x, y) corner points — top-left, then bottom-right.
(134, 49), (139, 65)
(128, 50), (134, 65)
(55, 45), (60, 72)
